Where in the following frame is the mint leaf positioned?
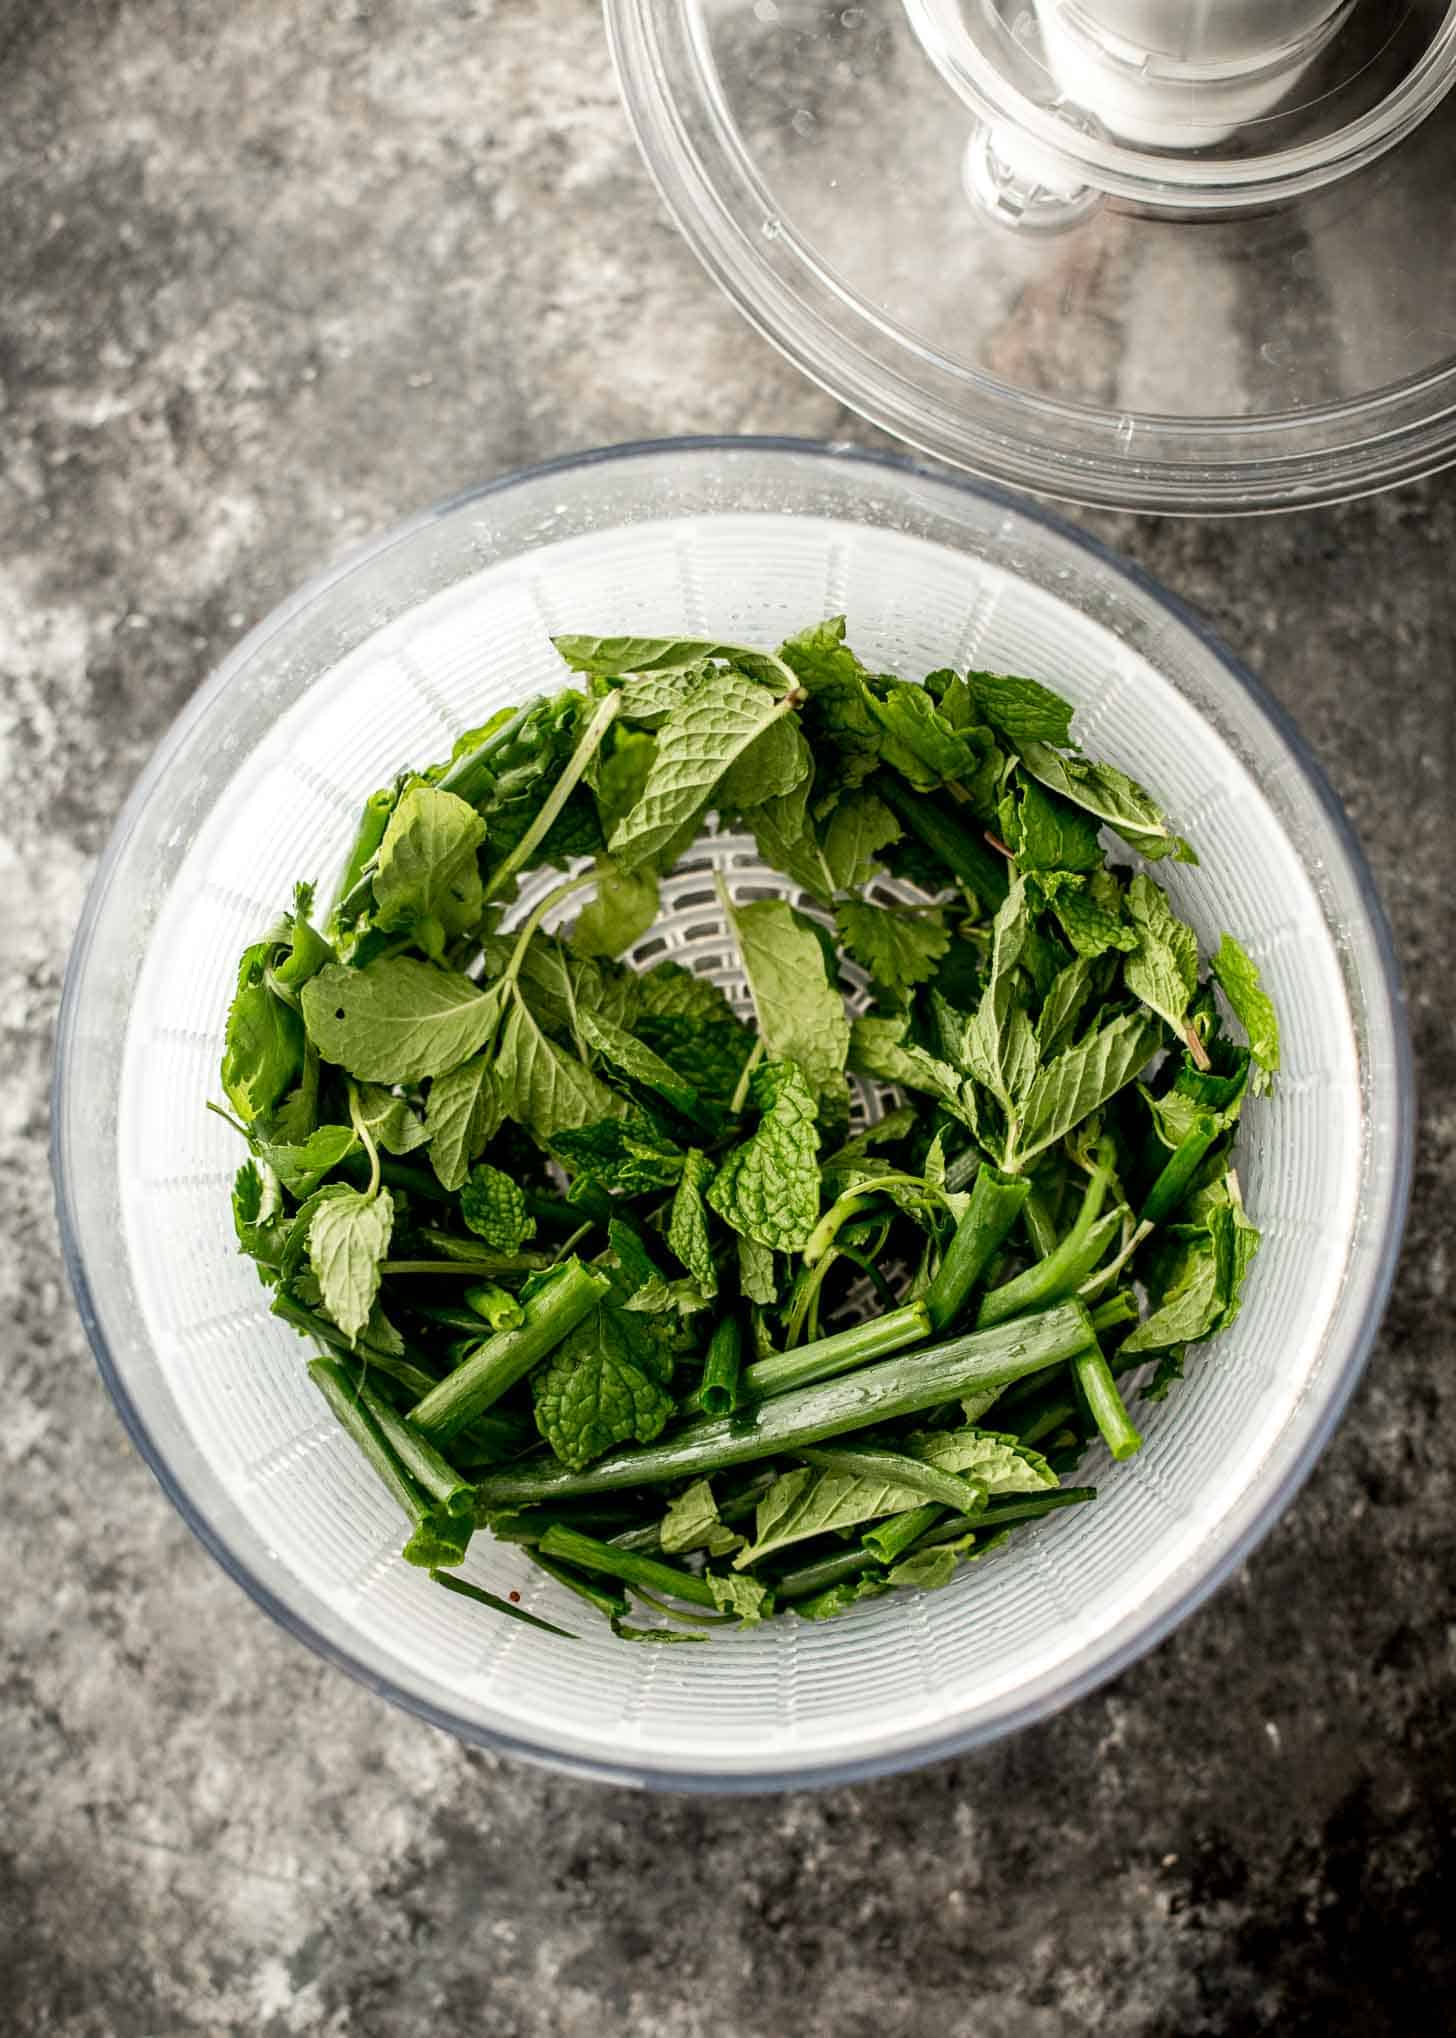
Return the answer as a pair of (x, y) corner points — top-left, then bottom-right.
(578, 1006), (698, 1117)
(637, 961), (740, 1026)
(459, 1163), (535, 1252)
(571, 861), (660, 959)
(352, 1083), (430, 1156)
(729, 897), (849, 1091)
(718, 712), (812, 810)
(822, 789), (902, 892)
(848, 1014), (966, 1112)
(494, 997), (630, 1142)
(1037, 871), (1136, 961)
(667, 1149), (718, 1296)
(552, 1117), (685, 1194)
(908, 1426), (1058, 1494)
(1124, 873), (1200, 1036)
(738, 1234), (778, 1305)
(967, 671), (1075, 748)
(999, 772), (1101, 873)
(371, 784), (486, 959)
(1015, 1011), (1162, 1167)
(533, 1301), (675, 1469)
(302, 962), (503, 1083)
(1211, 933), (1280, 1083)
(707, 1060), (820, 1252)
(660, 1479), (743, 1558)
(958, 878), (1040, 1122)
(258, 1123), (356, 1198)
(425, 1052), (501, 1191)
(608, 669), (795, 870)
(1122, 1237), (1221, 1354)
(1018, 742), (1195, 863)
(734, 1463), (934, 1567)
(221, 942), (305, 1124)
(1036, 956), (1095, 1059)
(706, 1571), (771, 1625)
(553, 633), (794, 692)
(796, 1574), (891, 1621)
(308, 1186), (394, 1343)
(835, 900), (949, 1002)
(779, 617), (883, 789)
(867, 682), (976, 791)
(888, 1530), (1007, 1592)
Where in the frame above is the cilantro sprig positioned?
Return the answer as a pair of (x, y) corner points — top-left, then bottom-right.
(214, 619), (1279, 1641)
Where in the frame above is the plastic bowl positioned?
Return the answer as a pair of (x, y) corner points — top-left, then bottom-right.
(54, 439), (1412, 1790)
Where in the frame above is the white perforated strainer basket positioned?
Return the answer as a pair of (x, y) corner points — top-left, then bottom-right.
(54, 440), (1411, 1789)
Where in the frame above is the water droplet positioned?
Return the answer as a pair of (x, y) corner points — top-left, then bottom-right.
(754, 0), (779, 19)
(791, 108), (815, 137)
(840, 7), (865, 25)
(761, 216), (782, 240)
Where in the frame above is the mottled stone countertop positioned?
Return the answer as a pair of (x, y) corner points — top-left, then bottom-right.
(3, 4), (1453, 2033)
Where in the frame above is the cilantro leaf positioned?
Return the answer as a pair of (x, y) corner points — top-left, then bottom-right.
(459, 1163), (535, 1252)
(425, 1053), (502, 1191)
(707, 1060), (821, 1252)
(834, 900), (950, 1001)
(302, 962), (503, 1083)
(307, 1186), (394, 1344)
(1210, 933), (1280, 1085)
(667, 1149), (719, 1296)
(609, 668), (796, 870)
(257, 1123), (357, 1198)
(371, 784), (486, 960)
(729, 896), (849, 1092)
(533, 1300), (676, 1469)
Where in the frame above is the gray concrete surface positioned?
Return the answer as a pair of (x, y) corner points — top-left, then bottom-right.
(2, 3), (1453, 2033)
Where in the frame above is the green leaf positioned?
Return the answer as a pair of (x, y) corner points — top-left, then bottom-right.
(667, 1149), (719, 1297)
(796, 1444), (988, 1514)
(835, 900), (949, 1002)
(718, 712), (812, 810)
(958, 878), (1040, 1121)
(848, 1015), (966, 1113)
(611, 670), (705, 726)
(302, 962), (503, 1083)
(1036, 956), (1095, 1059)
(533, 1301), (676, 1470)
(553, 632), (794, 692)
(636, 962), (738, 1027)
(571, 861), (660, 959)
(352, 1083), (431, 1156)
(735, 1457), (953, 1568)
(999, 772), (1102, 873)
(577, 1007), (698, 1117)
(660, 1478), (742, 1557)
(967, 671), (1075, 748)
(822, 789), (902, 892)
(706, 1571), (771, 1625)
(1015, 1011), (1162, 1167)
(307, 1186), (394, 1343)
(707, 1060), (821, 1253)
(909, 1426), (1058, 1494)
(608, 668), (795, 870)
(552, 1117), (685, 1194)
(795, 1573), (890, 1621)
(729, 897), (849, 1091)
(1017, 742), (1195, 863)
(459, 1163), (535, 1252)
(1122, 1237), (1222, 1354)
(221, 942), (305, 1124)
(258, 1123), (357, 1198)
(888, 1530), (1007, 1592)
(589, 725), (657, 824)
(232, 1157), (286, 1275)
(494, 997), (631, 1142)
(749, 777), (836, 901)
(425, 1053), (502, 1191)
(867, 681), (976, 792)
(1210, 932), (1280, 1082)
(371, 784), (486, 959)
(1124, 873), (1200, 1036)
(738, 1235), (778, 1305)
(1037, 872), (1136, 961)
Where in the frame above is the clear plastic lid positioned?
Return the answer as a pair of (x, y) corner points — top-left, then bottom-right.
(607, 0), (1456, 511)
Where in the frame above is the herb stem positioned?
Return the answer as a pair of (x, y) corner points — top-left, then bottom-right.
(924, 1164), (1031, 1330)
(430, 1566), (577, 1638)
(976, 1149), (1117, 1330)
(727, 1034), (766, 1118)
(1141, 1114), (1222, 1227)
(309, 1358), (431, 1527)
(329, 786), (397, 925)
(381, 1256), (550, 1276)
(408, 1260), (610, 1440)
(538, 1525), (721, 1610)
(1073, 1342), (1144, 1460)
(347, 1083), (382, 1200)
(474, 1300), (1096, 1503)
(483, 693), (622, 904)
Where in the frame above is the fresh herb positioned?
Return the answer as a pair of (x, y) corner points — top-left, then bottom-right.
(215, 617), (1276, 1643)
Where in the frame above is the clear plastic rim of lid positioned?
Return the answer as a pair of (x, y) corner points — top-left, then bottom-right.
(53, 438), (1414, 1790)
(605, 0), (1456, 513)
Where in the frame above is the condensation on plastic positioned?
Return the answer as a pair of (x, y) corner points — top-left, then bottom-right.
(54, 441), (1410, 1789)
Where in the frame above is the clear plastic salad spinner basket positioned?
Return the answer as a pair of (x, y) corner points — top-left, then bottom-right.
(54, 442), (1411, 1788)
(606, 0), (1456, 512)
